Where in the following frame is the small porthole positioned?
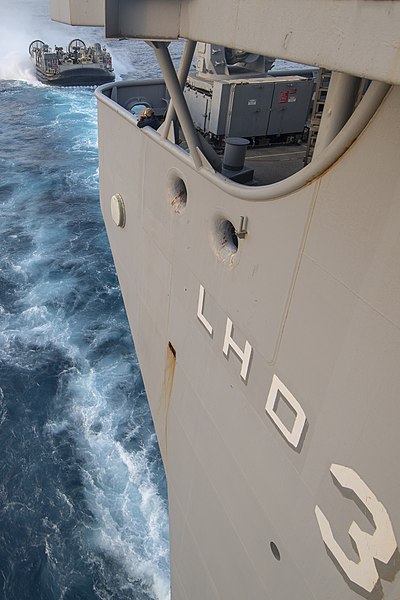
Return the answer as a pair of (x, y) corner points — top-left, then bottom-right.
(129, 102), (150, 117)
(211, 217), (239, 263)
(167, 172), (187, 214)
(224, 220), (239, 251)
(270, 541), (281, 561)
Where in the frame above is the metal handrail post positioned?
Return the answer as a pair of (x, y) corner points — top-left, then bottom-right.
(313, 71), (361, 157)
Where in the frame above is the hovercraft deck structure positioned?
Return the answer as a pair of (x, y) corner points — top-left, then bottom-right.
(29, 39), (115, 86)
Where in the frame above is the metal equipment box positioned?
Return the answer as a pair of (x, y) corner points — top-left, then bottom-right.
(184, 74), (313, 141)
(268, 77), (314, 136)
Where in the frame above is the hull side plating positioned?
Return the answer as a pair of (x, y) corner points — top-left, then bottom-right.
(96, 79), (400, 599)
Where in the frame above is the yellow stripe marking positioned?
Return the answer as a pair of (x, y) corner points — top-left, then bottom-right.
(247, 150), (305, 159)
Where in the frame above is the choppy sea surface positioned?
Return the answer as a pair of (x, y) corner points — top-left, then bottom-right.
(0, 2), (172, 599)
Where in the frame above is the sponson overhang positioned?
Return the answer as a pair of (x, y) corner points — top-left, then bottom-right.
(50, 0), (400, 85)
(50, 0), (104, 26)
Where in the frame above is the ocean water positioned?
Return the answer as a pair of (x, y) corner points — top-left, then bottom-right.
(0, 3), (170, 599)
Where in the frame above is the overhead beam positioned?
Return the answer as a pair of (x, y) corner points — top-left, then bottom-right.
(103, 0), (400, 85)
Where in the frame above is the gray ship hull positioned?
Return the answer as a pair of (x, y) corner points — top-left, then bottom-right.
(95, 79), (400, 600)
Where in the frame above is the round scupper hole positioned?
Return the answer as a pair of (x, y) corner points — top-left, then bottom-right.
(211, 218), (239, 263)
(270, 541), (281, 561)
(167, 173), (187, 214)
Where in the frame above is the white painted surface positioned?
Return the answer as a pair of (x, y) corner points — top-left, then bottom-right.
(315, 464), (398, 593)
(197, 284), (213, 336)
(222, 317), (252, 382)
(265, 374), (307, 449)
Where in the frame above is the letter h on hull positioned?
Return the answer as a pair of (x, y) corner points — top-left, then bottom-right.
(197, 284), (252, 382)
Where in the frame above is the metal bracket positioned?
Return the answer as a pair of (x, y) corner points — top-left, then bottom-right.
(236, 216), (248, 239)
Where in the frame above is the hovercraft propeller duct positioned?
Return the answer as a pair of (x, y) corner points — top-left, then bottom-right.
(29, 40), (45, 57)
(68, 39), (86, 53)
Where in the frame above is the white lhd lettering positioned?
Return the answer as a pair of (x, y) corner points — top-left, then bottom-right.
(223, 318), (252, 382)
(197, 284), (213, 335)
(265, 374), (307, 449)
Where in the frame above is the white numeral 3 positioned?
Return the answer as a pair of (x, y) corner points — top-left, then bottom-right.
(315, 464), (397, 593)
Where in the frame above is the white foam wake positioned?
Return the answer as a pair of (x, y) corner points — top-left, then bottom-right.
(67, 365), (171, 600)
